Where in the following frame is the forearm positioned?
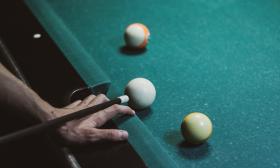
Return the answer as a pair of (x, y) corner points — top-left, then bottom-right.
(0, 63), (54, 121)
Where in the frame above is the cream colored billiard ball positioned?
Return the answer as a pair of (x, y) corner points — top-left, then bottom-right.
(125, 78), (156, 109)
(181, 112), (213, 144)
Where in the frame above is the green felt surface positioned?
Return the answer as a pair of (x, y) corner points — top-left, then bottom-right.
(25, 0), (280, 167)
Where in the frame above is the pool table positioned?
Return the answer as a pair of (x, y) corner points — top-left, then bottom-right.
(3, 0), (280, 167)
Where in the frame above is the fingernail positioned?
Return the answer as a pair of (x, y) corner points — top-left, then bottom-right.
(120, 130), (128, 140)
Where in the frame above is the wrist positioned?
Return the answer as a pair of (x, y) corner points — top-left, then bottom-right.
(35, 101), (56, 121)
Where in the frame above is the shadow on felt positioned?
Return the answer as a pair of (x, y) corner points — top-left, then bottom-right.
(164, 130), (212, 160)
(119, 46), (147, 56)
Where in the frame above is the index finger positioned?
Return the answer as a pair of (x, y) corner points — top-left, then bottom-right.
(90, 105), (135, 127)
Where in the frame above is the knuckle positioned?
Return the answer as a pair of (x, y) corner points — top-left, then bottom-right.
(92, 116), (103, 127)
(89, 94), (96, 98)
(76, 124), (88, 132)
(111, 104), (120, 111)
(106, 131), (117, 138)
(122, 106), (131, 112)
(79, 127), (89, 133)
(59, 126), (68, 133)
(98, 94), (106, 99)
(98, 94), (109, 101)
(81, 101), (87, 106)
(86, 94), (95, 100)
(91, 120), (98, 127)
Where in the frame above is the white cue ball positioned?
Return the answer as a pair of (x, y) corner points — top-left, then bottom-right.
(124, 23), (150, 48)
(125, 78), (156, 109)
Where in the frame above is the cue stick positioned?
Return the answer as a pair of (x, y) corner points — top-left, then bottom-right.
(0, 95), (129, 144)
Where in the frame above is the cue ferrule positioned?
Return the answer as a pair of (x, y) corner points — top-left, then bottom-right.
(118, 95), (129, 104)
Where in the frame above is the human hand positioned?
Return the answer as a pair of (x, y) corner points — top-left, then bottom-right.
(50, 94), (135, 144)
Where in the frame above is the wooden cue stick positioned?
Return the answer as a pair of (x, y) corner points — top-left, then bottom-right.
(0, 95), (129, 144)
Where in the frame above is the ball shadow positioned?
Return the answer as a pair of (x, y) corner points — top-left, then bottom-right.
(135, 107), (153, 120)
(178, 141), (211, 160)
(164, 130), (212, 160)
(119, 46), (147, 56)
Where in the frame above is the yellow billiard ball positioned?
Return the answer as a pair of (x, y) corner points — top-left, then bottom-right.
(181, 112), (213, 144)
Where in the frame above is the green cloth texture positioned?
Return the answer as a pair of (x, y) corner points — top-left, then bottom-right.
(25, 0), (280, 167)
